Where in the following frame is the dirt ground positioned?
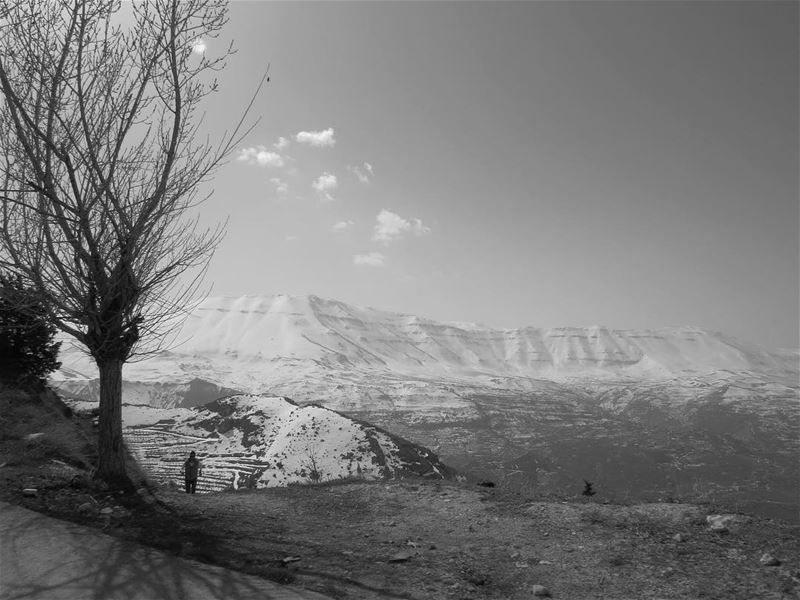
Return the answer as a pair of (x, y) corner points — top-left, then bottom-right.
(156, 481), (800, 600)
(2, 388), (799, 600)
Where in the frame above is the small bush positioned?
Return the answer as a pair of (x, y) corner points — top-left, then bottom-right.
(0, 274), (61, 388)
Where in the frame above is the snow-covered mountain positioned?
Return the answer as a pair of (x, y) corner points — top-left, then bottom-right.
(119, 395), (453, 492)
(55, 294), (796, 404)
(54, 295), (798, 517)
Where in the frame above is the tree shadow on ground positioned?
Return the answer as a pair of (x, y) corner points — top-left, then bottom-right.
(0, 503), (323, 600)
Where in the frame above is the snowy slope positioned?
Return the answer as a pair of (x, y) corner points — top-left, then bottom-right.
(56, 294), (796, 386)
(122, 395), (453, 493)
(52, 294), (798, 420)
(165, 295), (792, 376)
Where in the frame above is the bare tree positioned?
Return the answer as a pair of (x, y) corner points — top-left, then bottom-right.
(301, 446), (324, 484)
(0, 0), (263, 485)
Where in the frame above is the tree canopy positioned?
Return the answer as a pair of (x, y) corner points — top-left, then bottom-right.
(0, 273), (61, 388)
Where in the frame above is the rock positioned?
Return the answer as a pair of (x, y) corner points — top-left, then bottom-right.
(531, 584), (551, 597)
(99, 507), (113, 515)
(673, 533), (685, 542)
(538, 560), (553, 565)
(77, 502), (94, 514)
(515, 561), (530, 568)
(281, 556), (302, 564)
(24, 433), (45, 441)
(388, 550), (414, 563)
(22, 488), (37, 497)
(759, 553), (781, 567)
(706, 514), (736, 532)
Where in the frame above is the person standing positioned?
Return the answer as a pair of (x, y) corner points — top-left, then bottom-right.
(182, 451), (202, 494)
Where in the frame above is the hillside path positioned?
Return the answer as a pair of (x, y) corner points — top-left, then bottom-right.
(0, 501), (332, 600)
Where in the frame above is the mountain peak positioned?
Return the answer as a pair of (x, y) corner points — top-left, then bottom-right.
(167, 295), (795, 378)
(58, 294), (796, 387)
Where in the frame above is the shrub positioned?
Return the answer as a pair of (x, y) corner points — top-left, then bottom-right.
(0, 274), (61, 388)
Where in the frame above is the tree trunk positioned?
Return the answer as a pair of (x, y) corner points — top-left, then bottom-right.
(96, 358), (129, 486)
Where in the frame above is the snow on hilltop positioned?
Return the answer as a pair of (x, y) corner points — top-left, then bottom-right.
(55, 293), (797, 409)
(123, 394), (454, 493)
(134, 295), (791, 373)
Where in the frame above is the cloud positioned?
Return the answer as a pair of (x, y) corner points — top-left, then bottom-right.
(274, 137), (290, 150)
(296, 128), (336, 148)
(238, 146), (284, 168)
(312, 172), (337, 192)
(286, 235), (297, 242)
(372, 209), (431, 243)
(331, 220), (354, 232)
(349, 161), (374, 184)
(353, 252), (385, 267)
(312, 172), (337, 201)
(269, 177), (288, 195)
(191, 38), (207, 54)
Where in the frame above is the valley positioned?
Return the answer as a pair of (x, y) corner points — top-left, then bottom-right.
(53, 294), (800, 522)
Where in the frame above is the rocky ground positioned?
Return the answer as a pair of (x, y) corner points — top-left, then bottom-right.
(1, 387), (799, 600)
(155, 481), (800, 600)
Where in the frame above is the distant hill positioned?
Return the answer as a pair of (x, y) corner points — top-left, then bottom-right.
(122, 394), (454, 492)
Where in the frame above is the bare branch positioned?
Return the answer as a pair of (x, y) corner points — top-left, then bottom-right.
(0, 0), (259, 481)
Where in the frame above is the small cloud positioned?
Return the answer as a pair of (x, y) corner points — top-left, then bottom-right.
(331, 220), (354, 232)
(312, 172), (337, 201)
(296, 128), (336, 148)
(270, 177), (288, 194)
(353, 252), (385, 267)
(238, 146), (284, 168)
(191, 38), (207, 54)
(372, 209), (431, 243)
(274, 136), (290, 150)
(348, 161), (374, 184)
(286, 235), (298, 242)
(312, 172), (337, 192)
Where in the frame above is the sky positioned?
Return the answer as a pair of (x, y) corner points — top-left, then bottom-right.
(188, 1), (798, 350)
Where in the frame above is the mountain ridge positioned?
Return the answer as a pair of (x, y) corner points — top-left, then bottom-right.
(56, 294), (798, 386)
